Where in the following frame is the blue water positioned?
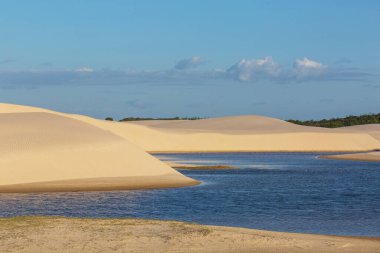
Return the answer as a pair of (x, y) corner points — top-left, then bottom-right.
(0, 152), (379, 236)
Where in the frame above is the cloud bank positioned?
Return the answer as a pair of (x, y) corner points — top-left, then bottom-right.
(0, 56), (371, 88)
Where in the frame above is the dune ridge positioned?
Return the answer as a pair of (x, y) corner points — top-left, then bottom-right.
(92, 117), (380, 153)
(3, 103), (379, 153)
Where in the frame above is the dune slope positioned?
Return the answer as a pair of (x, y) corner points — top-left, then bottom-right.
(339, 124), (380, 142)
(97, 116), (380, 152)
(0, 105), (197, 193)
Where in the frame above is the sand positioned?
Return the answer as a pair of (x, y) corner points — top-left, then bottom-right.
(321, 151), (380, 163)
(0, 217), (379, 253)
(3, 103), (379, 153)
(105, 117), (380, 153)
(319, 125), (380, 162)
(1, 102), (380, 192)
(340, 124), (380, 141)
(0, 104), (197, 193)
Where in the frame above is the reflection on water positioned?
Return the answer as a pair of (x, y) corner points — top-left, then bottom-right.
(0, 152), (379, 236)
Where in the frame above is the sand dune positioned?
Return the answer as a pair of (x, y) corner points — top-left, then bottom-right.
(1, 102), (380, 190)
(339, 124), (380, 142)
(0, 104), (197, 193)
(1, 217), (379, 253)
(128, 115), (308, 132)
(110, 117), (380, 152)
(3, 103), (379, 153)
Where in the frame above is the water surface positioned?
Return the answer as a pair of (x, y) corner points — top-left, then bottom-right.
(0, 152), (379, 236)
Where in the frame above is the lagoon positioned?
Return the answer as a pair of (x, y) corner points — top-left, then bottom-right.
(1, 152), (379, 236)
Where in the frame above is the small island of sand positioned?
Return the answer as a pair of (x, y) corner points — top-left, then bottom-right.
(321, 151), (380, 162)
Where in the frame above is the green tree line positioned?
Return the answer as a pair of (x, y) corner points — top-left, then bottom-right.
(105, 116), (203, 122)
(287, 113), (380, 128)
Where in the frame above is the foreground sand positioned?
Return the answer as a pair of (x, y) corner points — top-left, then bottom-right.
(321, 151), (380, 163)
(0, 217), (379, 253)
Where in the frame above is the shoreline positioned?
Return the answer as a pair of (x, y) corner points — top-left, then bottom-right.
(0, 174), (200, 193)
(320, 152), (380, 163)
(1, 216), (379, 253)
(154, 150), (380, 164)
(150, 149), (378, 154)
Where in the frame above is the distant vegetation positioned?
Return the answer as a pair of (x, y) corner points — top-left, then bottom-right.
(287, 113), (380, 128)
(105, 117), (203, 122)
(105, 113), (380, 128)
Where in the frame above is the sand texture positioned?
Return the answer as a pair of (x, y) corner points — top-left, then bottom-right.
(0, 104), (197, 192)
(0, 217), (379, 253)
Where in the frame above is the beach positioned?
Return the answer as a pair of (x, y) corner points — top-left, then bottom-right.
(1, 217), (379, 253)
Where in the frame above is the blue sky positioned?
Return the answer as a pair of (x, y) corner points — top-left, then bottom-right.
(0, 0), (379, 120)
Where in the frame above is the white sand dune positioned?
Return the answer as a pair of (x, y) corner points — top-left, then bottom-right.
(339, 124), (380, 142)
(0, 104), (197, 193)
(31, 107), (380, 152)
(4, 103), (379, 152)
(128, 115), (304, 132)
(106, 117), (380, 152)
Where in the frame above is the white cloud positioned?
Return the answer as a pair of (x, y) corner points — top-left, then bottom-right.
(294, 57), (326, 69)
(227, 56), (281, 81)
(174, 56), (205, 70)
(293, 57), (327, 80)
(75, 67), (94, 73)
